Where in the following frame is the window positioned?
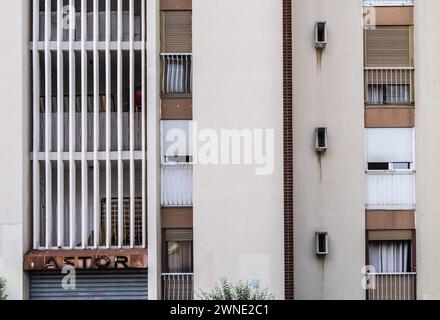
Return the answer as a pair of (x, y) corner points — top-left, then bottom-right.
(369, 240), (411, 273)
(391, 162), (411, 170)
(160, 10), (192, 96)
(160, 11), (192, 53)
(365, 26), (411, 67)
(161, 54), (192, 95)
(368, 162), (411, 171)
(367, 84), (410, 105)
(161, 121), (193, 207)
(161, 120), (193, 164)
(366, 128), (414, 170)
(100, 198), (143, 247)
(164, 229), (193, 273)
(368, 162), (389, 171)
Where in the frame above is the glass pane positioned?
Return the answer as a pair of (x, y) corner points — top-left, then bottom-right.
(167, 241), (193, 273)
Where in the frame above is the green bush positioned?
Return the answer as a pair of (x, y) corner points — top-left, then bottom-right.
(0, 278), (7, 300)
(197, 277), (275, 300)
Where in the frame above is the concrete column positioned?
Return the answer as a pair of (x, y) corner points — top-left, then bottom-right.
(147, 0), (162, 300)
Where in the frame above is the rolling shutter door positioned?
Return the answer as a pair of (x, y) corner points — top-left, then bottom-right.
(161, 11), (192, 53)
(365, 26), (411, 67)
(30, 270), (148, 300)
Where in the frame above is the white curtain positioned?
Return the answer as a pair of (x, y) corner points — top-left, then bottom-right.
(368, 85), (384, 104)
(369, 241), (410, 273)
(165, 56), (191, 94)
(386, 85), (409, 103)
(368, 85), (409, 104)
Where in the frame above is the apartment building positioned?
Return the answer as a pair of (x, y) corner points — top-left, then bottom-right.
(294, 0), (419, 300)
(0, 0), (285, 300)
(2, 0), (440, 301)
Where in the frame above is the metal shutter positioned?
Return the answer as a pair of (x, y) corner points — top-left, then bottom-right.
(161, 11), (192, 53)
(368, 230), (413, 241)
(365, 26), (411, 67)
(165, 228), (193, 241)
(30, 270), (148, 300)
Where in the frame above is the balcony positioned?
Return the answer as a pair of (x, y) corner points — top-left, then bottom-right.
(161, 54), (192, 97)
(365, 68), (414, 106)
(161, 163), (193, 207)
(366, 171), (415, 210)
(161, 273), (194, 300)
(366, 273), (416, 300)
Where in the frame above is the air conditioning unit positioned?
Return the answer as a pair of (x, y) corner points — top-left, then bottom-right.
(315, 21), (327, 48)
(315, 127), (328, 152)
(316, 232), (328, 256)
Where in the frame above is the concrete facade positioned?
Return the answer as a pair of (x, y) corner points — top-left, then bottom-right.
(192, 0), (285, 298)
(292, 0), (366, 300)
(1, 0), (437, 301)
(0, 1), (30, 300)
(415, 0), (440, 300)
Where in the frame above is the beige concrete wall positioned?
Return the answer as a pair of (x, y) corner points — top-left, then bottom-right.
(0, 1), (30, 300)
(293, 0), (365, 299)
(192, 0), (284, 298)
(414, 0), (440, 300)
(147, 0), (162, 300)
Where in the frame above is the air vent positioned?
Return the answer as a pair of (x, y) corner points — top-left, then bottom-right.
(316, 232), (329, 255)
(315, 21), (327, 48)
(315, 127), (328, 152)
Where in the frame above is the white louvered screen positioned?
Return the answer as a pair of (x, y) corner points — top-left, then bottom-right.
(31, 0), (147, 250)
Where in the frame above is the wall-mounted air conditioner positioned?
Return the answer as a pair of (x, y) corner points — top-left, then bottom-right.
(316, 232), (329, 255)
(315, 127), (328, 152)
(315, 21), (327, 48)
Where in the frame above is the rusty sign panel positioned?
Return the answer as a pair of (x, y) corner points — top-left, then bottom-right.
(24, 249), (147, 271)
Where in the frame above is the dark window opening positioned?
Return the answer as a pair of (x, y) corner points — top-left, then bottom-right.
(316, 127), (327, 148)
(368, 162), (389, 170)
(316, 22), (326, 43)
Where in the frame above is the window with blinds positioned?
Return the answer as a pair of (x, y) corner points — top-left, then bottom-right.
(31, 0), (147, 250)
(364, 26), (414, 105)
(161, 11), (192, 53)
(160, 10), (192, 96)
(364, 26), (412, 67)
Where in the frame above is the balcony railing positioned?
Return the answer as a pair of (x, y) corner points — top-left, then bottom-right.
(367, 273), (416, 300)
(364, 0), (414, 6)
(162, 273), (194, 300)
(161, 54), (192, 97)
(366, 171), (415, 210)
(365, 68), (414, 106)
(161, 163), (193, 207)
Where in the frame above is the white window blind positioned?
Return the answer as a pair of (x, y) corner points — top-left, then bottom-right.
(161, 120), (193, 159)
(366, 128), (414, 163)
